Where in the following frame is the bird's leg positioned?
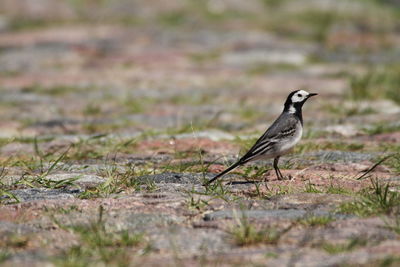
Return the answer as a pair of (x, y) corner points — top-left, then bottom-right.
(278, 168), (284, 180)
(274, 157), (284, 180)
(274, 167), (280, 180)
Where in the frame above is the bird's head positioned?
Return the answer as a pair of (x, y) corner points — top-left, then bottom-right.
(284, 89), (317, 113)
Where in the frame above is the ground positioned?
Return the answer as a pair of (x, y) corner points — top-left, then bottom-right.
(0, 0), (400, 266)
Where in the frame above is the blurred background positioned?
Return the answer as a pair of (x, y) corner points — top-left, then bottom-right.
(2, 2), (400, 265)
(0, 0), (399, 146)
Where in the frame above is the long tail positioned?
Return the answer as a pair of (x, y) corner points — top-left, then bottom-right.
(203, 161), (242, 186)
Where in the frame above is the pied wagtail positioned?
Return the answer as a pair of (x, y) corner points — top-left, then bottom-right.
(204, 90), (317, 186)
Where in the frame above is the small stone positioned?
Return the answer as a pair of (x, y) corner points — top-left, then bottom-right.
(204, 209), (308, 221)
(6, 188), (82, 203)
(150, 227), (231, 255)
(270, 193), (355, 209)
(106, 213), (183, 233)
(137, 172), (213, 185)
(46, 173), (105, 187)
(309, 151), (376, 163)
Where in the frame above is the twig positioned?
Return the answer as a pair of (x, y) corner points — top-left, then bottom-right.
(355, 154), (395, 180)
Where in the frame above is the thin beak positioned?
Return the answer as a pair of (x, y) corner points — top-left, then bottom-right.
(308, 93), (318, 97)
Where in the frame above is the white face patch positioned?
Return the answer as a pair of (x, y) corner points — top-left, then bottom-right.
(291, 90), (309, 103)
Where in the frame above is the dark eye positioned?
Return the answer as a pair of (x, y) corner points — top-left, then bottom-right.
(297, 94), (302, 97)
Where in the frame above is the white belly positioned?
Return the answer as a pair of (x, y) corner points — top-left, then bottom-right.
(278, 124), (303, 155)
(247, 122), (303, 161)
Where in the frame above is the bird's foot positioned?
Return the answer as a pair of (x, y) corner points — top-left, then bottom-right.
(278, 174), (293, 181)
(276, 172), (284, 180)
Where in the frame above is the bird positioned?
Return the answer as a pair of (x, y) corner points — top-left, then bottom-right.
(203, 89), (317, 186)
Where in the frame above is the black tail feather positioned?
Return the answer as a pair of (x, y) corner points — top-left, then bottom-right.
(203, 161), (241, 186)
